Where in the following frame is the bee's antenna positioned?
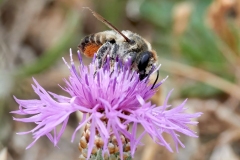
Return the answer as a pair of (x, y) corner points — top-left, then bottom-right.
(83, 7), (131, 43)
(151, 70), (159, 89)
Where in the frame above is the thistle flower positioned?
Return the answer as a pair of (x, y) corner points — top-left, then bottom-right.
(12, 49), (201, 160)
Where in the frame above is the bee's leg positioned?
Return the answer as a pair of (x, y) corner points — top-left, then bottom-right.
(109, 45), (117, 77)
(109, 43), (119, 75)
(96, 42), (112, 68)
(109, 43), (119, 61)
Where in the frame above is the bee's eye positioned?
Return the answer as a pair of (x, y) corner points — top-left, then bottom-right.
(138, 51), (150, 71)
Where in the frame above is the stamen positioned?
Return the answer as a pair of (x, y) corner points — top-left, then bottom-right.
(70, 48), (74, 65)
(153, 75), (168, 89)
(62, 57), (70, 69)
(77, 50), (83, 64)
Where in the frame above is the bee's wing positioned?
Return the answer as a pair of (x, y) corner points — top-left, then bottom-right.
(84, 7), (131, 43)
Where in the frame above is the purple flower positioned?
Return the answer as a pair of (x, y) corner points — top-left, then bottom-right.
(12, 49), (201, 160)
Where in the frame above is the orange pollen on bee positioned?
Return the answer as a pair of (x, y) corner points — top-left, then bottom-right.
(83, 43), (101, 58)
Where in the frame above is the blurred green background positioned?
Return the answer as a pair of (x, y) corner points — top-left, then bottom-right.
(1, 0), (240, 159)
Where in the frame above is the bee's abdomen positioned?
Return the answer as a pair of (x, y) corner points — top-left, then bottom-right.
(78, 33), (103, 58)
(79, 34), (101, 49)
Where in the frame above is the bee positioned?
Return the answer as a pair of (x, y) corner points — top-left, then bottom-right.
(78, 8), (158, 80)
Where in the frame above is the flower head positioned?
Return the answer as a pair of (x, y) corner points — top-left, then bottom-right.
(12, 49), (201, 160)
